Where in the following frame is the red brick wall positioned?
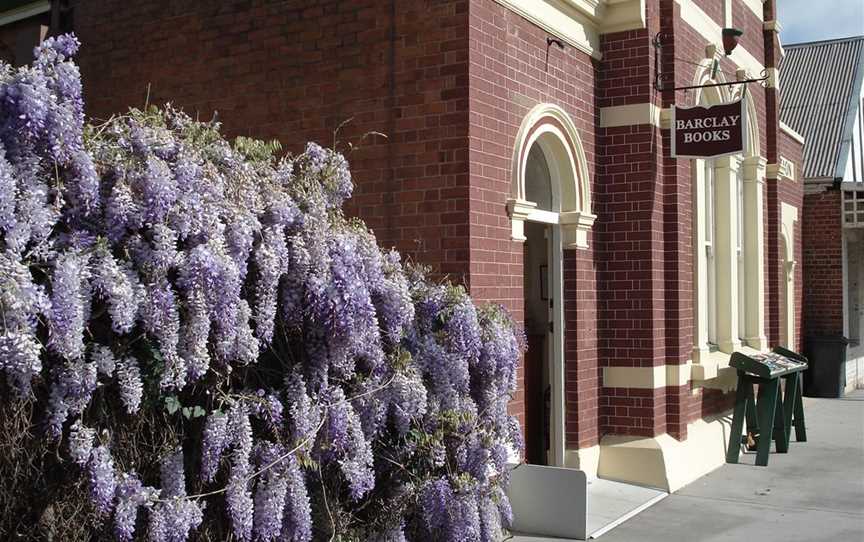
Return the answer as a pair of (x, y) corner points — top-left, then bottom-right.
(466, 0), (600, 448)
(595, 0), (669, 439)
(602, 387), (665, 437)
(802, 188), (844, 336)
(72, 0), (472, 279)
(697, 0), (725, 27)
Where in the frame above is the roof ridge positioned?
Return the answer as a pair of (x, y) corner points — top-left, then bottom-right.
(786, 35), (864, 48)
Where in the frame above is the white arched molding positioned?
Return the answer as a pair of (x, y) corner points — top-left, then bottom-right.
(780, 203), (799, 349)
(507, 104), (596, 249)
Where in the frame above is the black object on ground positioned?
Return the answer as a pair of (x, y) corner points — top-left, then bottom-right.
(803, 335), (849, 398)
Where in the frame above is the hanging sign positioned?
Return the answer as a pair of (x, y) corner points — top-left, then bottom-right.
(671, 97), (747, 158)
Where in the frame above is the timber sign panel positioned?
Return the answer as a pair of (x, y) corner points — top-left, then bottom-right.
(671, 98), (747, 158)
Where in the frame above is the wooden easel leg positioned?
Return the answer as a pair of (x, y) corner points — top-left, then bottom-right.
(745, 392), (759, 437)
(773, 382), (788, 453)
(780, 373), (799, 447)
(727, 373), (751, 464)
(755, 379), (779, 466)
(793, 372), (807, 442)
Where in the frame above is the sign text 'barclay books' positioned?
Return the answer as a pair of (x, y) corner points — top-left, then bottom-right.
(671, 98), (747, 159)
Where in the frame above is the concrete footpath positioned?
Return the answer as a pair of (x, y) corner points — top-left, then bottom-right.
(597, 391), (864, 542)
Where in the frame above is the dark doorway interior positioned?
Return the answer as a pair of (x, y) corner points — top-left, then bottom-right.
(523, 221), (551, 465)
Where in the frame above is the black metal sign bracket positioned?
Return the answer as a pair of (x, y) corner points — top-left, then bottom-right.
(652, 32), (769, 92)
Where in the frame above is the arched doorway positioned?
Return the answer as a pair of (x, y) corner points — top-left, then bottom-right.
(508, 104), (595, 467)
(522, 143), (557, 466)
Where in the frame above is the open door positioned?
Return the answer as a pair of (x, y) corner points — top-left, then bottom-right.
(523, 222), (550, 465)
(522, 221), (565, 466)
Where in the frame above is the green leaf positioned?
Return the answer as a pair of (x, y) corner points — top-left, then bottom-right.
(192, 406), (206, 418)
(182, 407), (192, 419)
(164, 396), (181, 415)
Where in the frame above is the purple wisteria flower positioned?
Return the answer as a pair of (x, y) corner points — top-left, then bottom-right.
(148, 498), (204, 542)
(91, 243), (141, 333)
(47, 357), (97, 437)
(0, 41), (523, 540)
(284, 370), (319, 451)
(252, 442), (288, 541)
(226, 403), (254, 541)
(200, 411), (229, 483)
(49, 250), (90, 360)
(115, 356), (143, 414)
(88, 445), (117, 516)
(148, 448), (204, 541)
(319, 387), (374, 500)
(67, 419), (95, 466)
(281, 455), (312, 542)
(91, 344), (116, 377)
(114, 472), (157, 542)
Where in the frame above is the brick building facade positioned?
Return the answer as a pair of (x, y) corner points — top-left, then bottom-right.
(781, 36), (864, 393)
(0, 0), (804, 491)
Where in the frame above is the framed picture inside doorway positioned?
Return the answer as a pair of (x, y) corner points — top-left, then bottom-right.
(540, 264), (548, 300)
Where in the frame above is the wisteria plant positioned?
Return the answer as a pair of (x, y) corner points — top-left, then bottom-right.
(0, 35), (523, 541)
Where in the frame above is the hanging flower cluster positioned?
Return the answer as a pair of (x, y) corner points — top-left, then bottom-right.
(0, 35), (522, 541)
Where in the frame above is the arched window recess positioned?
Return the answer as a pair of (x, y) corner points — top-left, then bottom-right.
(507, 104), (596, 250)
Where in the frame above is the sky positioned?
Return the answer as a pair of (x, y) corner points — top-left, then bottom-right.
(777, 0), (864, 44)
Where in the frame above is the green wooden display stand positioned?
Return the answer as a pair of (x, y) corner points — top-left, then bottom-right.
(726, 347), (807, 466)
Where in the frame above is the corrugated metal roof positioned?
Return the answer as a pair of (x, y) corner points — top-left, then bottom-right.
(779, 36), (864, 181)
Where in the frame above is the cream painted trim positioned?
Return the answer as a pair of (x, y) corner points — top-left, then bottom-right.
(659, 107), (673, 129)
(492, 0), (602, 59)
(742, 0), (765, 20)
(714, 157), (743, 353)
(674, 0), (766, 77)
(600, 0), (646, 34)
(780, 121), (805, 145)
(0, 0), (50, 27)
(765, 163), (780, 179)
(599, 103), (662, 127)
(742, 156), (768, 350)
(492, 0), (646, 60)
(564, 445), (600, 478)
(840, 180), (864, 191)
(765, 67), (779, 89)
(763, 20), (782, 33)
(602, 361), (692, 389)
(779, 156), (795, 181)
(598, 416), (733, 492)
(696, 365), (739, 392)
(691, 347), (768, 383)
(781, 202), (798, 225)
(766, 160), (797, 182)
(550, 225), (567, 466)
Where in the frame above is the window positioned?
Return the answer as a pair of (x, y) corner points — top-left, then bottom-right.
(705, 159), (717, 346)
(525, 144), (553, 212)
(847, 229), (863, 347)
(844, 190), (864, 227)
(696, 155), (753, 356)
